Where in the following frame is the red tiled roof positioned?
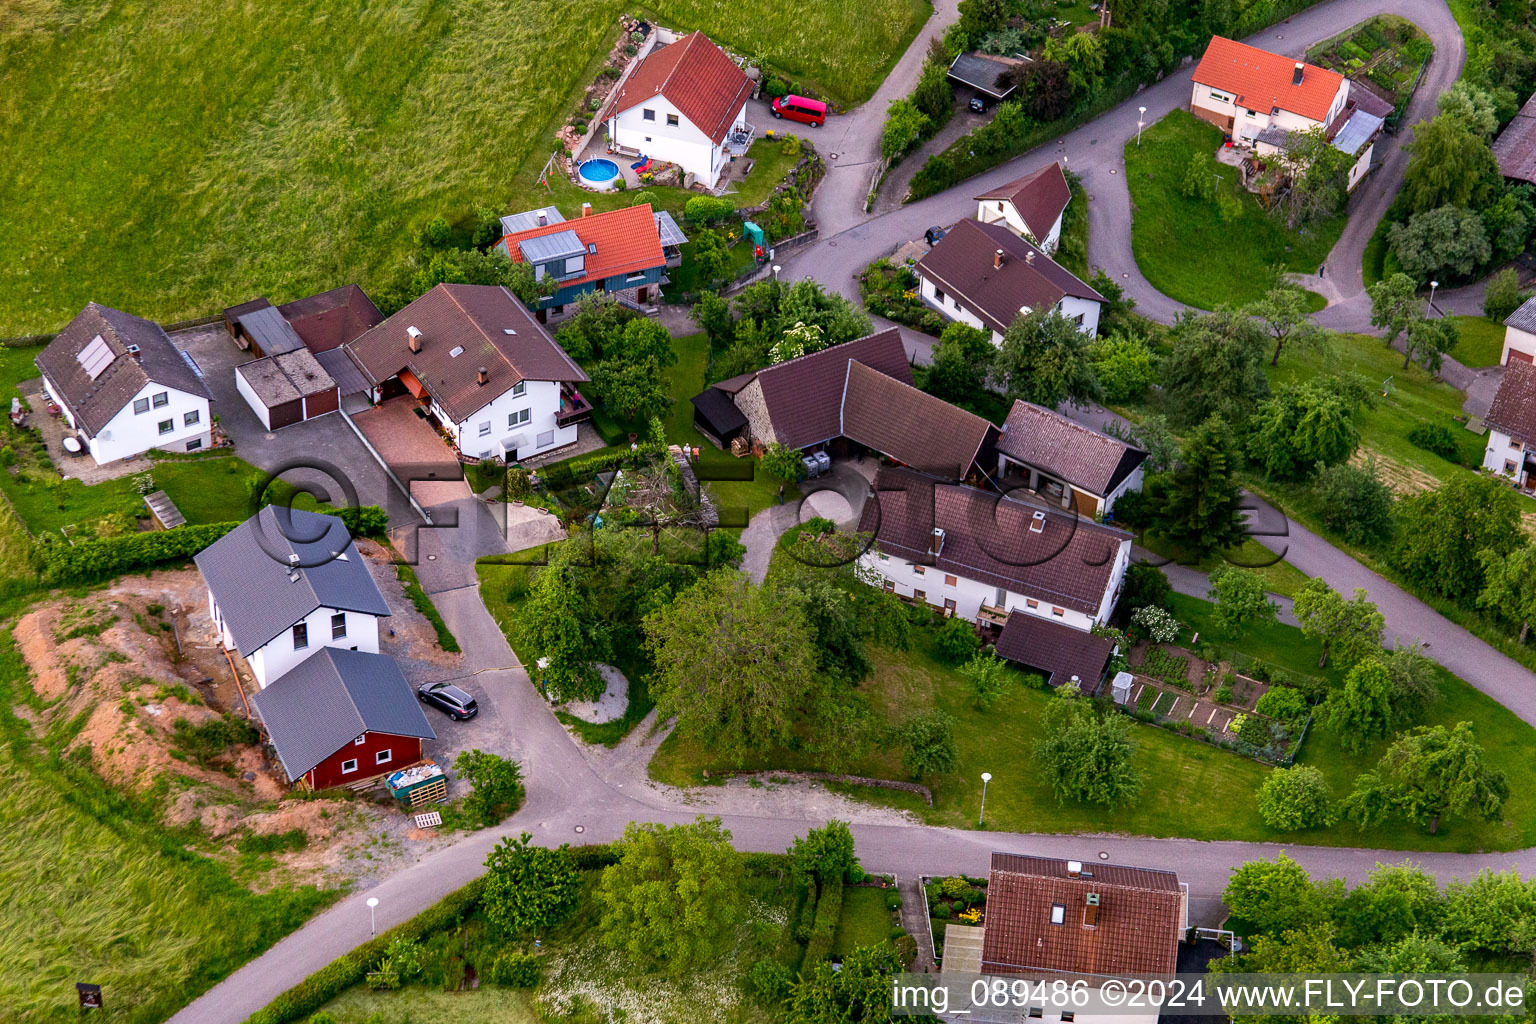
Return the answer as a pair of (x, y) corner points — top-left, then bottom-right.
(1486, 359), (1536, 446)
(606, 32), (752, 145)
(500, 204), (664, 291)
(975, 162), (1073, 242)
(1192, 36), (1344, 123)
(982, 854), (1183, 977)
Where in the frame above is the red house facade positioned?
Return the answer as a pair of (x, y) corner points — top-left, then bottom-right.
(305, 732), (426, 790)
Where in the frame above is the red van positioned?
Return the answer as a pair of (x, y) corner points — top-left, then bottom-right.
(771, 95), (827, 127)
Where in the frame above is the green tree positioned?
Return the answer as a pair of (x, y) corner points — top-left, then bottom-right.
(773, 279), (873, 348)
(759, 441), (803, 485)
(596, 817), (745, 972)
(881, 98), (930, 160)
(1402, 314), (1459, 375)
(1122, 561), (1174, 613)
(690, 290), (734, 347)
(788, 943), (905, 1023)
(1480, 189), (1534, 262)
(1246, 286), (1327, 366)
(591, 357), (671, 423)
(1256, 765), (1338, 831)
(523, 556), (610, 702)
(482, 832), (580, 936)
(1393, 473), (1522, 604)
(1400, 114), (1501, 217)
(1206, 565), (1278, 635)
(1476, 543), (1536, 643)
(1247, 381), (1359, 481)
(1181, 151), (1218, 200)
(452, 750), (525, 825)
(1087, 330), (1156, 402)
(1482, 267), (1531, 322)
(1388, 206), (1492, 284)
(1333, 862), (1446, 948)
(555, 293), (637, 362)
(690, 229), (732, 288)
(898, 709), (958, 780)
(1377, 642), (1441, 727)
(1147, 417), (1248, 558)
(1291, 579), (1384, 669)
(933, 614), (982, 665)
(1321, 658), (1396, 753)
(1041, 31), (1104, 97)
(789, 819), (859, 895)
(1260, 126), (1354, 229)
(1343, 722), (1509, 833)
(961, 649), (1007, 710)
(1437, 81), (1500, 139)
(1367, 273), (1421, 349)
(1442, 869), (1536, 954)
(911, 41), (954, 125)
(1222, 853), (1335, 936)
(993, 307), (1101, 408)
(1314, 459), (1395, 547)
(1033, 689), (1141, 808)
(925, 321), (996, 402)
(605, 317), (677, 368)
(1160, 310), (1270, 426)
(643, 570), (820, 763)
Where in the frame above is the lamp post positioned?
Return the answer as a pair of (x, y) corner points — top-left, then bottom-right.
(1428, 280), (1439, 316)
(366, 896), (379, 937)
(772, 264), (781, 284)
(1137, 106), (1146, 146)
(979, 772), (992, 827)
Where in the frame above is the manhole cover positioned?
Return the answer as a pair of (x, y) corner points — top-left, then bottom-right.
(829, 152), (838, 160)
(427, 554), (437, 561)
(1110, 169), (1117, 174)
(828, 240), (837, 247)
(1099, 851), (1110, 860)
(1057, 139), (1064, 146)
(1122, 273), (1129, 279)
(575, 825), (585, 834)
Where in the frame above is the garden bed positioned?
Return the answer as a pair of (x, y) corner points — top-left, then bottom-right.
(1305, 15), (1432, 122)
(921, 874), (988, 963)
(859, 258), (945, 336)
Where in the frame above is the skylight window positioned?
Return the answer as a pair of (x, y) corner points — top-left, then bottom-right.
(77, 334), (115, 379)
(449, 345), (465, 358)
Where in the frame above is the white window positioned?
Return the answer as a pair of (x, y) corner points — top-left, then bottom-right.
(353, 735), (366, 746)
(293, 622), (308, 649)
(642, 108), (655, 121)
(184, 409), (200, 426)
(375, 749), (393, 765)
(1209, 90), (1229, 103)
(157, 419), (173, 435)
(511, 381), (526, 398)
(627, 272), (646, 283)
(1050, 904), (1065, 925)
(133, 397), (150, 415)
(341, 758), (358, 774)
(185, 438), (202, 451)
(478, 421), (492, 436)
(508, 408), (530, 427)
(331, 613), (347, 640)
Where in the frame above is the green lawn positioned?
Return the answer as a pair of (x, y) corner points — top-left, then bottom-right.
(1449, 315), (1506, 368)
(1136, 534), (1311, 598)
(0, 1), (929, 337)
(650, 598), (1536, 852)
(663, 235), (762, 300)
(0, 631), (333, 1024)
(731, 137), (806, 207)
(832, 886), (897, 957)
(1124, 110), (1344, 310)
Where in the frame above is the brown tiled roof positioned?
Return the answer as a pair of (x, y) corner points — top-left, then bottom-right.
(994, 610), (1116, 691)
(344, 284), (587, 424)
(499, 205), (665, 290)
(278, 284), (384, 352)
(36, 302), (210, 437)
(1192, 36), (1343, 122)
(859, 467), (1130, 615)
(237, 349), (337, 408)
(604, 32), (753, 145)
(997, 400), (1146, 496)
(756, 328), (912, 449)
(841, 360), (993, 477)
(982, 853), (1182, 976)
(916, 219), (1103, 336)
(1486, 359), (1536, 445)
(975, 162), (1073, 242)
(1495, 91), (1536, 185)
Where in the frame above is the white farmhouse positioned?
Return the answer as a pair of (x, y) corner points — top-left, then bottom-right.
(974, 162), (1072, 252)
(915, 218), (1104, 342)
(600, 31), (754, 187)
(1501, 295), (1536, 365)
(343, 283), (590, 463)
(194, 507), (392, 689)
(1482, 359), (1536, 490)
(36, 303), (212, 464)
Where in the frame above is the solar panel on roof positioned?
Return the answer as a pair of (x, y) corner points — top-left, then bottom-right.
(77, 334), (115, 380)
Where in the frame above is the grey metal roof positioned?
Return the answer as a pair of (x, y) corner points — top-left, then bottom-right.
(236, 305), (306, 355)
(314, 347), (370, 396)
(1255, 125), (1296, 150)
(947, 51), (1021, 99)
(1331, 109), (1383, 156)
(499, 206), (566, 235)
(250, 647), (435, 782)
(194, 506), (391, 655)
(517, 229), (586, 265)
(654, 210), (688, 248)
(1506, 294), (1536, 334)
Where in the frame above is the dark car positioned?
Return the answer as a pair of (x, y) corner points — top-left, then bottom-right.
(418, 682), (478, 720)
(925, 225), (947, 246)
(969, 95), (989, 114)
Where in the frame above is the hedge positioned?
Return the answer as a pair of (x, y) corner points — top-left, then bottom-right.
(394, 563), (462, 653)
(800, 879), (845, 969)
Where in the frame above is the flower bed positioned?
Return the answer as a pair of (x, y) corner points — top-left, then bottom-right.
(860, 258), (945, 336)
(922, 874), (988, 962)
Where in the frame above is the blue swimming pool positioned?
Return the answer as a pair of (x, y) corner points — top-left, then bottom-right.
(578, 158), (620, 190)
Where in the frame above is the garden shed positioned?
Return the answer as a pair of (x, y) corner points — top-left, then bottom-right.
(689, 386), (747, 446)
(994, 610), (1116, 693)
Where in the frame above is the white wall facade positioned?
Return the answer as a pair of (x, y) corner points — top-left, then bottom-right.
(43, 374), (212, 464)
(1345, 142), (1375, 191)
(997, 458), (1145, 518)
(1058, 294), (1102, 338)
(1190, 77), (1346, 144)
(1502, 325), (1536, 366)
(977, 201), (1065, 252)
(609, 93), (746, 185)
(451, 379), (576, 462)
(1484, 427), (1531, 486)
(207, 587), (383, 688)
(235, 367), (274, 430)
(920, 272), (1100, 342)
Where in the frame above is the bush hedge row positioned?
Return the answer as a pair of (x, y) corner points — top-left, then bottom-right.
(800, 879), (845, 969)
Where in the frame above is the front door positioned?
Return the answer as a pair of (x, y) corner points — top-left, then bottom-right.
(637, 286), (648, 303)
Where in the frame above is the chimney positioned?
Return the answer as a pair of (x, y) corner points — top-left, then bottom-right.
(1066, 860), (1083, 877)
(1084, 892), (1100, 928)
(476, 366), (488, 387)
(407, 326), (422, 353)
(993, 248), (1005, 270)
(929, 527), (946, 557)
(1025, 250), (1035, 266)
(536, 210), (548, 226)
(1293, 61), (1304, 85)
(581, 202), (593, 218)
(126, 344), (142, 359)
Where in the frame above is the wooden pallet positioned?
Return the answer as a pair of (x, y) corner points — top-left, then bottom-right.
(400, 776), (448, 809)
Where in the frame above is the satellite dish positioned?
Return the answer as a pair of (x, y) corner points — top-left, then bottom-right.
(62, 436), (82, 454)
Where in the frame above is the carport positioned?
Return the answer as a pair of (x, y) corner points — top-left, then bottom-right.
(947, 51), (1023, 101)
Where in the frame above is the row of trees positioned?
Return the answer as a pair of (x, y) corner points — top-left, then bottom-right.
(691, 279), (873, 382)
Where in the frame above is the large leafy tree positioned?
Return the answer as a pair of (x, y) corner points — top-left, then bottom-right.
(880, 98), (929, 160)
(1259, 127), (1354, 230)
(1222, 853), (1336, 937)
(1206, 565), (1278, 634)
(789, 820), (859, 897)
(1400, 114), (1502, 217)
(1393, 473), (1522, 604)
(1367, 273), (1421, 349)
(1256, 765), (1338, 832)
(596, 817), (745, 972)
(1032, 688), (1141, 808)
(453, 750), (525, 826)
(1333, 862), (1446, 949)
(1441, 869), (1536, 955)
(689, 229), (732, 288)
(898, 709), (959, 780)
(1377, 642), (1441, 727)
(1314, 459), (1395, 547)
(1343, 722), (1509, 834)
(1086, 330), (1156, 402)
(689, 290), (734, 347)
(1246, 381), (1359, 481)
(643, 570), (820, 763)
(1159, 309), (1270, 426)
(1291, 579), (1384, 669)
(482, 832), (581, 936)
(1146, 416), (1248, 558)
(1321, 658), (1396, 753)
(1246, 285), (1327, 366)
(523, 553), (611, 702)
(1388, 205), (1492, 284)
(925, 322), (996, 402)
(993, 307), (1101, 409)
(555, 293), (638, 362)
(1402, 314), (1459, 376)
(1477, 543), (1536, 643)
(789, 943), (905, 1023)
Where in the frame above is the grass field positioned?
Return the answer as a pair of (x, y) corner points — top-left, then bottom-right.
(0, 631), (332, 1023)
(1136, 535), (1311, 598)
(650, 594), (1536, 852)
(832, 886), (896, 957)
(1448, 315), (1506, 368)
(0, 0), (929, 337)
(1124, 110), (1343, 310)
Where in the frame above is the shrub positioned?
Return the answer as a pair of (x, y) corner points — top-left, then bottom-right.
(748, 958), (793, 1005)
(1315, 461), (1395, 547)
(932, 615), (980, 664)
(886, 892), (902, 911)
(940, 876), (969, 898)
(765, 77), (789, 99)
(488, 951), (542, 988)
(43, 520), (239, 584)
(931, 902), (952, 918)
(801, 880), (844, 965)
(453, 750), (525, 826)
(1130, 605), (1179, 643)
(1255, 686), (1310, 728)
(1121, 562), (1172, 612)
(1257, 765), (1338, 830)
(683, 195), (734, 224)
(1483, 267), (1530, 322)
(172, 714), (258, 767)
(1405, 422), (1461, 464)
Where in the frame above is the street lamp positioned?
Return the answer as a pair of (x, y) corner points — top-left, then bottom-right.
(979, 772), (992, 827)
(1137, 106), (1147, 146)
(772, 263), (781, 283)
(366, 896), (379, 937)
(1428, 280), (1439, 315)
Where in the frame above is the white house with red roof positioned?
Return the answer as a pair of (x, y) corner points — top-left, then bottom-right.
(601, 31), (753, 187)
(495, 203), (668, 325)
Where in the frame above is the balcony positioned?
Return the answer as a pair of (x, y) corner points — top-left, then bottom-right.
(556, 385), (593, 427)
(977, 603), (1010, 627)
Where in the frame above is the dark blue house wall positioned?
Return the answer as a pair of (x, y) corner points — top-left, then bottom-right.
(537, 266), (665, 309)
